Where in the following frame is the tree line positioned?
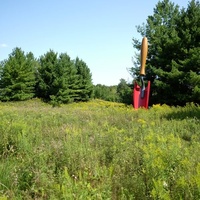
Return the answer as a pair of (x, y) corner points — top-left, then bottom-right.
(0, 48), (132, 105)
(93, 79), (133, 105)
(0, 48), (93, 105)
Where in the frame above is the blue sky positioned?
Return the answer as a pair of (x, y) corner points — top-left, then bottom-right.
(1, 0), (189, 85)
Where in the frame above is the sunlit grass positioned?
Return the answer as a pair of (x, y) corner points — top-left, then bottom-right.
(0, 99), (200, 199)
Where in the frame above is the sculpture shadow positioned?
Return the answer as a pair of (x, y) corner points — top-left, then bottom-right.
(164, 104), (200, 143)
(165, 104), (200, 120)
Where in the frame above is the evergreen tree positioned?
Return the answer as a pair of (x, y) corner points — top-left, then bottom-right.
(37, 50), (76, 104)
(57, 53), (77, 102)
(74, 57), (93, 101)
(131, 0), (200, 105)
(36, 50), (58, 101)
(0, 47), (36, 101)
(176, 0), (200, 103)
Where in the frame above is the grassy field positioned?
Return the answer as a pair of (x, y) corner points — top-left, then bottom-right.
(0, 99), (200, 199)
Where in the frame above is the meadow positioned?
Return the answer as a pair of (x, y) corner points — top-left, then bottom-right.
(0, 99), (200, 199)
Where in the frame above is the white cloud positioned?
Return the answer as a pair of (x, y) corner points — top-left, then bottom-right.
(0, 43), (8, 48)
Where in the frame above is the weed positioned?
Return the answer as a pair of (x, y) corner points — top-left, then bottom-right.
(0, 99), (199, 199)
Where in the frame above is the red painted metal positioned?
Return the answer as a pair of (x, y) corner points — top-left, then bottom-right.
(133, 81), (151, 109)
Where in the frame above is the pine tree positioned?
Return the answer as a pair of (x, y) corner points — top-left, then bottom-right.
(57, 53), (77, 103)
(73, 57), (93, 101)
(37, 50), (77, 104)
(176, 0), (200, 103)
(131, 0), (200, 105)
(36, 50), (58, 101)
(0, 47), (36, 101)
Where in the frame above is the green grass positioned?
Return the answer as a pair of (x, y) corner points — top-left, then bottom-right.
(0, 99), (200, 199)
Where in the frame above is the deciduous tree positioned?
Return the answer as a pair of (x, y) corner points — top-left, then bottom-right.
(117, 79), (132, 104)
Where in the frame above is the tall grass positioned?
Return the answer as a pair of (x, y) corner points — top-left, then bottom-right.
(0, 99), (200, 199)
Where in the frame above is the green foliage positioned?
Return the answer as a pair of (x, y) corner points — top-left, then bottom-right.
(117, 79), (133, 104)
(36, 51), (93, 104)
(93, 80), (133, 105)
(0, 48), (36, 101)
(93, 84), (119, 102)
(37, 50), (68, 103)
(131, 0), (200, 105)
(73, 57), (93, 102)
(1, 48), (94, 104)
(1, 99), (200, 199)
